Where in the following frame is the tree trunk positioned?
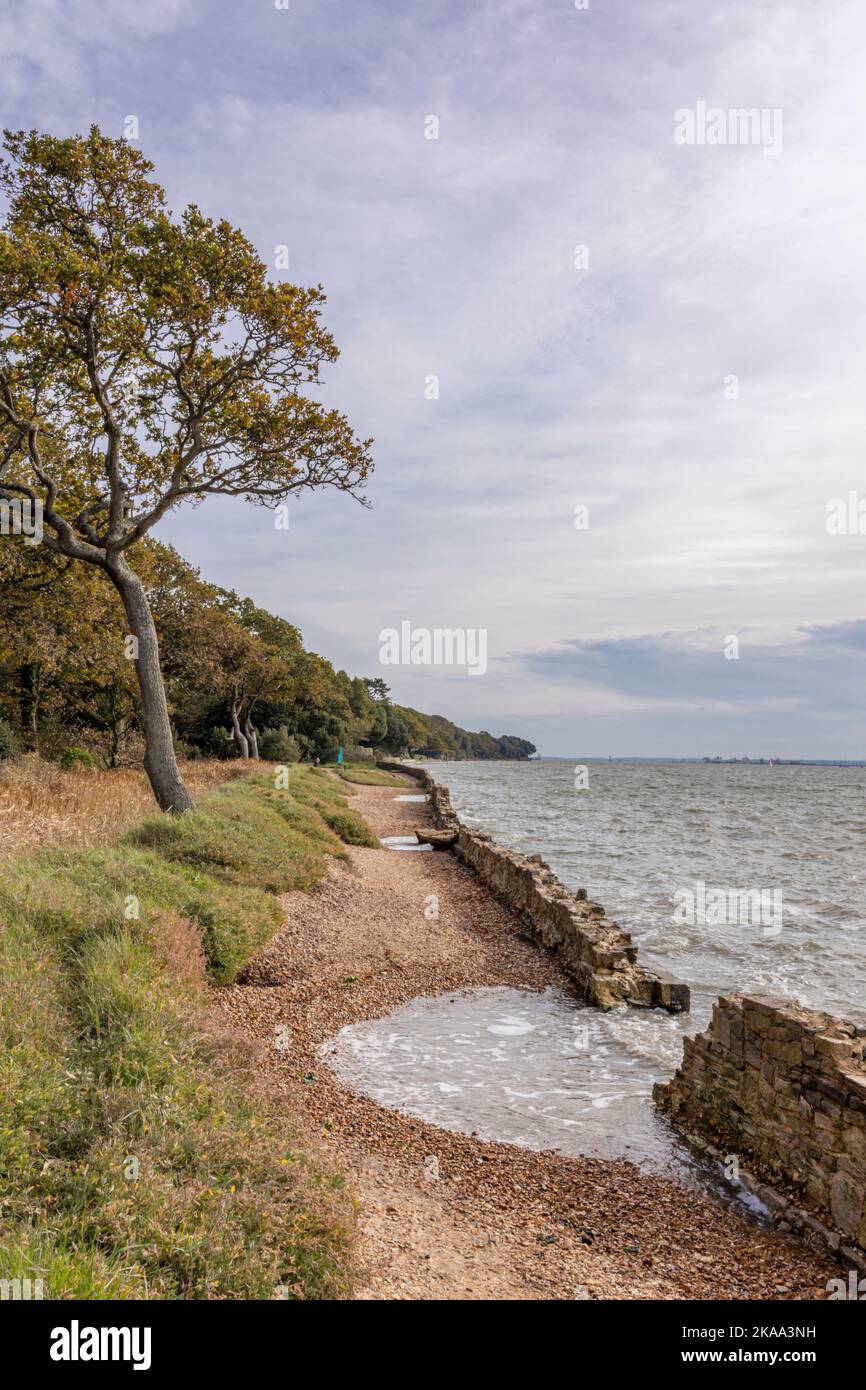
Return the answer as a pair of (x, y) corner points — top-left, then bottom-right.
(108, 702), (120, 770)
(19, 662), (41, 752)
(107, 556), (194, 813)
(230, 692), (249, 758)
(244, 713), (259, 760)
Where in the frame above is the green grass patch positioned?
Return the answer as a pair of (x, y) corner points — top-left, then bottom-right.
(1, 841), (282, 987)
(334, 764), (408, 788)
(285, 766), (380, 846)
(316, 805), (378, 847)
(126, 776), (346, 896)
(0, 768), (372, 1298)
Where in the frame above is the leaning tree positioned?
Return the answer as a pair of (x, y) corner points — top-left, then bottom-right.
(0, 127), (372, 811)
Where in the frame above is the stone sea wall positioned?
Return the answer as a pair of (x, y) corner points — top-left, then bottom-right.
(377, 760), (689, 1014)
(655, 994), (866, 1266)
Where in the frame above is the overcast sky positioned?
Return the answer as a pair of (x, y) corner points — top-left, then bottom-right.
(4, 0), (866, 757)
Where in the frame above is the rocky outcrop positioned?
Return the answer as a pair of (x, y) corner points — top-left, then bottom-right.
(655, 994), (866, 1263)
(377, 760), (689, 1015)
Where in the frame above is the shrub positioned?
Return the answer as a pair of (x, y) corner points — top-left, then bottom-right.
(258, 725), (301, 762)
(0, 719), (20, 761)
(195, 726), (236, 759)
(342, 744), (374, 763)
(60, 746), (97, 771)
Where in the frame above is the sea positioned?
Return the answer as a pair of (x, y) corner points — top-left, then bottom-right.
(321, 759), (866, 1185)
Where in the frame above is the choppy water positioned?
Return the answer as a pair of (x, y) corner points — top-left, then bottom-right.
(322, 983), (767, 1207)
(322, 760), (865, 1184)
(322, 985), (692, 1169)
(427, 760), (866, 1041)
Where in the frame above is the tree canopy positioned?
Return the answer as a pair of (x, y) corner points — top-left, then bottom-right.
(0, 127), (372, 557)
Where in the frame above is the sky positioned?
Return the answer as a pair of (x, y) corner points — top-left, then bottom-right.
(3, 0), (866, 757)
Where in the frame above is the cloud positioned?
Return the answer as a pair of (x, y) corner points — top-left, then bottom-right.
(0, 0), (189, 106)
(513, 619), (866, 732)
(4, 0), (866, 754)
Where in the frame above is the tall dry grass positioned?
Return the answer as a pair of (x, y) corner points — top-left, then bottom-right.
(0, 756), (250, 853)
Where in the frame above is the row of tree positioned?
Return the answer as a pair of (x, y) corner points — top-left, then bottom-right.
(0, 536), (536, 766)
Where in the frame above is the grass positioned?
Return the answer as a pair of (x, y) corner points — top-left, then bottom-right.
(0, 755), (252, 854)
(287, 765), (380, 846)
(0, 762), (376, 1299)
(334, 763), (408, 788)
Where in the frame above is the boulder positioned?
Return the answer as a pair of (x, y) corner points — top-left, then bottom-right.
(414, 828), (458, 850)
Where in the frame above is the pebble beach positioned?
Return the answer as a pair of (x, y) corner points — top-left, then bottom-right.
(215, 774), (837, 1300)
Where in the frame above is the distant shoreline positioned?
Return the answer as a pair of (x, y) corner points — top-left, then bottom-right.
(460, 755), (866, 767)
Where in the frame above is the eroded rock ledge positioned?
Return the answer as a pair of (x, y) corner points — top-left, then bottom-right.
(377, 760), (689, 1014)
(654, 994), (866, 1266)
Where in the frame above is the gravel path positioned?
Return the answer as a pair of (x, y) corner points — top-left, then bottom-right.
(215, 776), (837, 1300)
